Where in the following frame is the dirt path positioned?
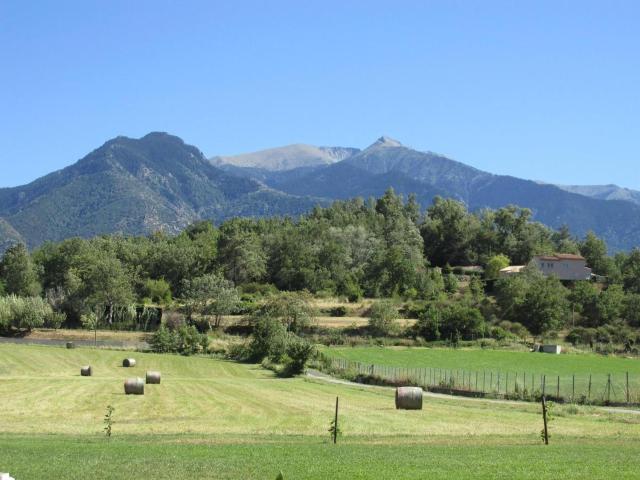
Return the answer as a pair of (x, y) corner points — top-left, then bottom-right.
(305, 369), (640, 415)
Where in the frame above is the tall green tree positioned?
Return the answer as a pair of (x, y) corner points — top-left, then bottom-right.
(580, 231), (609, 276)
(484, 254), (510, 280)
(496, 267), (569, 335)
(181, 273), (240, 329)
(218, 223), (266, 284)
(421, 196), (477, 267)
(0, 243), (41, 297)
(622, 249), (640, 294)
(81, 253), (135, 325)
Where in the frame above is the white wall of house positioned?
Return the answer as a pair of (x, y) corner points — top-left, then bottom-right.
(533, 256), (592, 281)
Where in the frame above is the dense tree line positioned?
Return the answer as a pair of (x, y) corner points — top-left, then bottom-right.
(1, 189), (640, 345)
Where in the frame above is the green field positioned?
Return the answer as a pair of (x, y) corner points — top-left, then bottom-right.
(321, 346), (640, 402)
(1, 343), (640, 479)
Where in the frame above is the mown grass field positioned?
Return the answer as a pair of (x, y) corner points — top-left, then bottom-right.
(1, 343), (640, 479)
(321, 346), (640, 402)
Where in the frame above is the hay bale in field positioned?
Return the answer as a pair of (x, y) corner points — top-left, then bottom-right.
(122, 358), (136, 367)
(395, 386), (423, 410)
(80, 365), (92, 376)
(124, 377), (144, 395)
(145, 371), (161, 384)
(66, 341), (74, 349)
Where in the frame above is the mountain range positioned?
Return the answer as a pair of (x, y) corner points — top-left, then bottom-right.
(1, 132), (640, 253)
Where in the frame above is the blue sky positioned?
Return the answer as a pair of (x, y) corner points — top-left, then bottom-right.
(1, 0), (639, 188)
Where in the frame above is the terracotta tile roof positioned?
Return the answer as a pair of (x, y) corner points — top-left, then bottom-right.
(535, 253), (585, 261)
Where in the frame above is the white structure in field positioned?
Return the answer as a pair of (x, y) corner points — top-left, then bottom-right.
(541, 344), (562, 354)
(1, 473), (15, 480)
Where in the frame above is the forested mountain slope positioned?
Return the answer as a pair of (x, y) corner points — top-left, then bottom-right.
(0, 133), (319, 249)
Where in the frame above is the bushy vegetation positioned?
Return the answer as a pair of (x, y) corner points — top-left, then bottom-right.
(230, 292), (316, 375)
(0, 295), (52, 333)
(1, 190), (640, 350)
(149, 325), (209, 355)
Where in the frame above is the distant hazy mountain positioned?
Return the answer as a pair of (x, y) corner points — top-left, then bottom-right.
(2, 133), (640, 253)
(241, 137), (640, 251)
(555, 184), (640, 206)
(211, 144), (359, 171)
(0, 133), (320, 249)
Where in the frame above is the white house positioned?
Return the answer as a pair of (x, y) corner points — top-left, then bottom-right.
(499, 253), (592, 281)
(532, 254), (592, 281)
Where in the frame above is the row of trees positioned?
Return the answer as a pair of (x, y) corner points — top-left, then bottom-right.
(1, 189), (640, 340)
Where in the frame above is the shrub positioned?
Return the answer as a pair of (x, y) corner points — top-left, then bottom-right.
(0, 297), (10, 332)
(143, 278), (172, 305)
(45, 310), (66, 330)
(248, 315), (288, 362)
(489, 326), (510, 341)
(252, 291), (316, 333)
(162, 310), (185, 330)
(149, 326), (178, 353)
(149, 324), (209, 355)
(565, 327), (597, 346)
(176, 325), (209, 355)
(443, 273), (458, 293)
(282, 336), (315, 376)
(415, 303), (485, 341)
(368, 300), (399, 337)
(0, 295), (51, 332)
(240, 282), (278, 296)
(339, 276), (363, 303)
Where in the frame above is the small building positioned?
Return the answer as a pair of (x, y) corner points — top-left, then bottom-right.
(541, 344), (562, 354)
(499, 265), (526, 277)
(533, 254), (592, 281)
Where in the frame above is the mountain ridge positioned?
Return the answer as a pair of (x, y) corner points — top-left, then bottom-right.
(0, 132), (321, 249)
(2, 133), (640, 253)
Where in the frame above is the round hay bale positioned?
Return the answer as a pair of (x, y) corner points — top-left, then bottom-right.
(80, 365), (92, 376)
(145, 371), (161, 384)
(122, 358), (136, 367)
(395, 386), (423, 410)
(124, 377), (144, 395)
(66, 341), (74, 349)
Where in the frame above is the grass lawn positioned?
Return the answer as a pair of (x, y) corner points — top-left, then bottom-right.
(2, 435), (640, 480)
(321, 346), (640, 402)
(1, 343), (640, 478)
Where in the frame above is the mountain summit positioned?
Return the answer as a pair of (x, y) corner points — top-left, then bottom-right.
(366, 136), (403, 149)
(212, 144), (359, 171)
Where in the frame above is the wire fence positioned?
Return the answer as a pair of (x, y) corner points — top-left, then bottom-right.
(319, 355), (640, 406)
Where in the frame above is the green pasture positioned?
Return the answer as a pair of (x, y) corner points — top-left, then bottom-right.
(1, 343), (640, 479)
(321, 346), (640, 402)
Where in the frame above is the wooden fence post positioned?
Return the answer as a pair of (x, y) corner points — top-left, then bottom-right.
(541, 395), (549, 445)
(626, 372), (630, 404)
(588, 374), (592, 402)
(333, 396), (339, 444)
